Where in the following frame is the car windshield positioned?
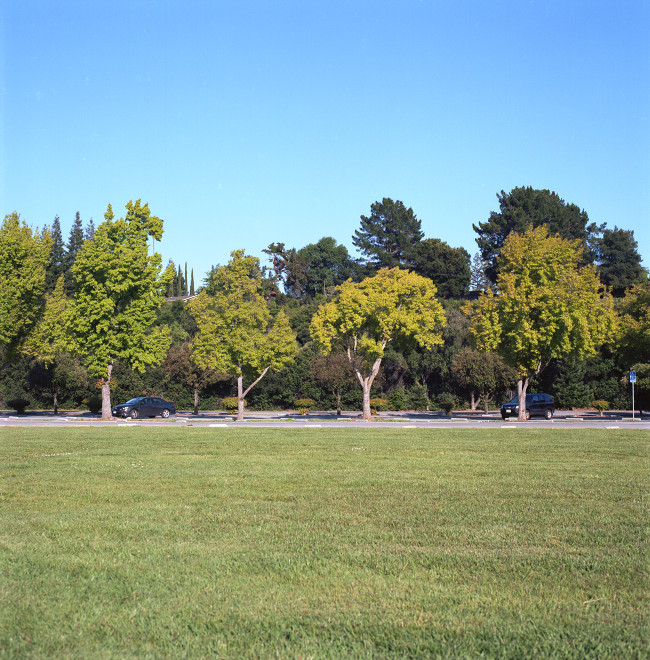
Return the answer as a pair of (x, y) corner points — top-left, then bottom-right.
(506, 396), (518, 404)
(125, 398), (143, 404)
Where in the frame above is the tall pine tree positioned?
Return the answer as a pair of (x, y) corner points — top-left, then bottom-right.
(64, 212), (85, 294)
(45, 215), (67, 292)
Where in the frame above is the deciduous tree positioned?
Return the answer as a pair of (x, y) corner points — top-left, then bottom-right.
(189, 250), (298, 421)
(452, 347), (516, 411)
(0, 212), (51, 357)
(310, 267), (446, 420)
(464, 225), (616, 420)
(69, 200), (172, 419)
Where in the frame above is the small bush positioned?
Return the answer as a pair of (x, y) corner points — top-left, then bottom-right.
(7, 398), (29, 414)
(592, 400), (609, 416)
(388, 388), (408, 411)
(437, 392), (457, 414)
(84, 396), (102, 414)
(408, 385), (430, 411)
(221, 397), (243, 411)
(369, 397), (390, 412)
(293, 398), (316, 411)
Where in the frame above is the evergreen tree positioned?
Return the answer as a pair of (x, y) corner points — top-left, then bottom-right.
(184, 262), (188, 296)
(45, 215), (67, 292)
(64, 212), (85, 294)
(84, 218), (96, 241)
(353, 198), (424, 270)
(190, 269), (195, 296)
(473, 187), (602, 283)
(176, 265), (184, 297)
(470, 252), (489, 292)
(596, 226), (647, 296)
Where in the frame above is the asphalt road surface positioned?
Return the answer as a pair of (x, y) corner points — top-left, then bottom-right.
(2, 410), (649, 430)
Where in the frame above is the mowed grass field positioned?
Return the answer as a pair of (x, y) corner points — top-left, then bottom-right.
(0, 427), (647, 658)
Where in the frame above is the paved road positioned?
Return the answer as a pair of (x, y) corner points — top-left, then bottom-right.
(2, 410), (649, 429)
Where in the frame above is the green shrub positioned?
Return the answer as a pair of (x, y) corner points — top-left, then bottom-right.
(220, 397), (243, 411)
(369, 397), (390, 412)
(437, 392), (457, 414)
(592, 400), (609, 416)
(407, 385), (430, 411)
(388, 388), (408, 411)
(7, 398), (29, 414)
(84, 396), (102, 414)
(293, 398), (316, 411)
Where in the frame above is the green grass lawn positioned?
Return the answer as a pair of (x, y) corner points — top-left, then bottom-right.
(0, 428), (647, 658)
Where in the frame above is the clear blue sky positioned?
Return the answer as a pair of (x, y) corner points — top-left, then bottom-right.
(2, 0), (649, 283)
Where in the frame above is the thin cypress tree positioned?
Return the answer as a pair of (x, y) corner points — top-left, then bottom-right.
(64, 212), (85, 294)
(184, 262), (188, 296)
(45, 215), (67, 292)
(190, 269), (195, 296)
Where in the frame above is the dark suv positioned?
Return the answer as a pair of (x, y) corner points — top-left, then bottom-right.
(501, 393), (555, 420)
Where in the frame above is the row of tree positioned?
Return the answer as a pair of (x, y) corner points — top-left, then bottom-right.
(1, 188), (648, 421)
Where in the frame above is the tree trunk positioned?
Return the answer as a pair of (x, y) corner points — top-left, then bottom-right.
(237, 374), (245, 422)
(336, 392), (341, 417)
(517, 378), (529, 421)
(101, 363), (113, 421)
(53, 391), (58, 415)
(484, 393), (492, 414)
(470, 391), (478, 411)
(193, 386), (199, 416)
(362, 380), (372, 421)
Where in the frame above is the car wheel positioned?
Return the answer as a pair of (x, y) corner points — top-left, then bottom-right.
(524, 409), (531, 421)
(161, 409), (170, 418)
(544, 409), (553, 420)
(130, 409), (139, 419)
(501, 414), (507, 421)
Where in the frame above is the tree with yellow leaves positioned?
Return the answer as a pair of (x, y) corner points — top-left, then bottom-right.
(189, 250), (298, 421)
(310, 268), (446, 420)
(464, 225), (616, 420)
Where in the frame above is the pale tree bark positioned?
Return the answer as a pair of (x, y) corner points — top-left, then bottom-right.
(101, 362), (113, 421)
(517, 378), (530, 421)
(470, 391), (478, 411)
(193, 385), (199, 416)
(350, 355), (383, 421)
(236, 367), (270, 421)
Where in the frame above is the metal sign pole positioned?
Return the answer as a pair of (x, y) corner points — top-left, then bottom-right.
(632, 381), (635, 420)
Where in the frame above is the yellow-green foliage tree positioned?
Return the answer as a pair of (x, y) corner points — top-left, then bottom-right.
(310, 267), (446, 420)
(464, 225), (616, 420)
(189, 250), (298, 421)
(0, 213), (51, 357)
(69, 201), (173, 420)
(616, 283), (650, 412)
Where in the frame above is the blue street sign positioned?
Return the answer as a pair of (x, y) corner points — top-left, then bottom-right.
(630, 371), (636, 383)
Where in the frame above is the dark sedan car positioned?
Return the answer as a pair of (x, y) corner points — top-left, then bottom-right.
(501, 393), (555, 420)
(112, 396), (176, 419)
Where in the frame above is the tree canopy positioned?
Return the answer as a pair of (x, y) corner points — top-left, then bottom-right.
(352, 198), (424, 270)
(411, 238), (471, 298)
(69, 200), (172, 419)
(310, 267), (446, 420)
(0, 212), (52, 357)
(464, 224), (616, 419)
(189, 250), (298, 420)
(596, 227), (647, 295)
(473, 187), (600, 283)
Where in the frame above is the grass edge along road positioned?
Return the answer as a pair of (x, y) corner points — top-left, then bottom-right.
(1, 428), (647, 658)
